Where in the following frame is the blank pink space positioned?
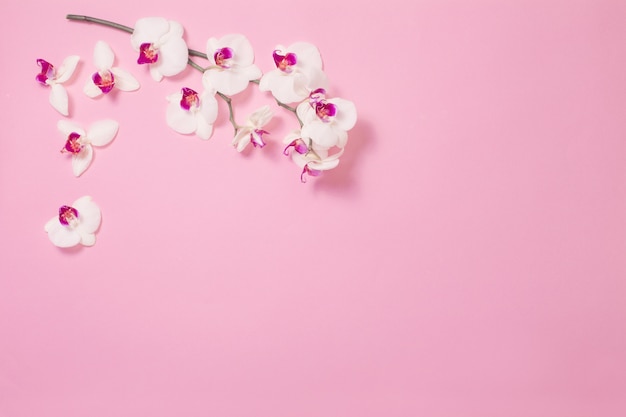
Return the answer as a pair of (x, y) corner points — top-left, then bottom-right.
(1, 0), (625, 416)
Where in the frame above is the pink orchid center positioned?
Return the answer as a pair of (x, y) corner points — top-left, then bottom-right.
(301, 164), (322, 183)
(315, 101), (337, 122)
(283, 138), (308, 155)
(36, 59), (55, 85)
(180, 87), (200, 111)
(214, 47), (234, 69)
(273, 50), (297, 73)
(138, 43), (159, 64)
(251, 129), (269, 148)
(92, 70), (115, 94)
(58, 205), (79, 227)
(61, 132), (84, 154)
(309, 88), (327, 104)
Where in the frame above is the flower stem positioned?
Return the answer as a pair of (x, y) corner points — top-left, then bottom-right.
(249, 79), (303, 127)
(65, 14), (208, 59)
(217, 92), (240, 135)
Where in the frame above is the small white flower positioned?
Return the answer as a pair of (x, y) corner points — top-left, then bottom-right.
(130, 17), (189, 82)
(282, 129), (343, 182)
(202, 34), (262, 96)
(297, 89), (357, 149)
(35, 56), (80, 116)
(166, 87), (218, 140)
(57, 119), (119, 177)
(84, 41), (140, 98)
(44, 196), (102, 248)
(259, 42), (328, 104)
(232, 106), (273, 152)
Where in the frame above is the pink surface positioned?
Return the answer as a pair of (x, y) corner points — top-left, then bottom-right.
(1, 0), (626, 416)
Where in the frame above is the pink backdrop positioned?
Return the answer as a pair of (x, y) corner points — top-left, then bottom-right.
(1, 0), (625, 416)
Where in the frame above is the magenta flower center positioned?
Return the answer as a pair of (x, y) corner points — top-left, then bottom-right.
(138, 43), (159, 64)
(92, 70), (115, 94)
(251, 129), (269, 148)
(283, 138), (308, 155)
(61, 132), (83, 154)
(273, 50), (297, 73)
(58, 205), (79, 227)
(314, 102), (337, 122)
(36, 59), (55, 85)
(180, 87), (200, 111)
(214, 47), (234, 68)
(301, 164), (322, 183)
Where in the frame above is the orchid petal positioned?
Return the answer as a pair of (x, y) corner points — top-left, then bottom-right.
(87, 120), (119, 146)
(93, 41), (114, 71)
(203, 69), (248, 96)
(79, 232), (96, 246)
(166, 95), (196, 134)
(149, 66), (164, 82)
(154, 37), (189, 77)
(72, 144), (93, 177)
(44, 218), (81, 248)
(110, 67), (140, 91)
(130, 17), (169, 49)
(302, 122), (342, 149)
(83, 78), (102, 98)
(72, 196), (101, 234)
(57, 120), (85, 137)
(195, 115), (214, 140)
(55, 55), (80, 84)
(207, 34), (255, 66)
(329, 98), (357, 131)
(49, 84), (69, 116)
(199, 92), (219, 125)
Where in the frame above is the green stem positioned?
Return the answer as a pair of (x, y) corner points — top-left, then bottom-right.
(216, 92), (240, 134)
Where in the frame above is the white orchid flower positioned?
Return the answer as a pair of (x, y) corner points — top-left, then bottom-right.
(296, 89), (357, 149)
(166, 87), (218, 140)
(130, 17), (189, 82)
(44, 196), (102, 248)
(57, 119), (119, 177)
(36, 56), (80, 116)
(259, 42), (328, 104)
(84, 41), (140, 98)
(282, 129), (343, 182)
(202, 34), (262, 96)
(232, 105), (273, 152)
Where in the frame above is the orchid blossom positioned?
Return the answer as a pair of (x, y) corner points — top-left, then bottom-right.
(130, 17), (189, 82)
(44, 196), (102, 248)
(202, 34), (262, 96)
(232, 106), (273, 152)
(283, 130), (344, 182)
(166, 87), (218, 140)
(58, 119), (119, 177)
(259, 42), (328, 104)
(297, 89), (357, 149)
(35, 55), (80, 116)
(84, 41), (140, 97)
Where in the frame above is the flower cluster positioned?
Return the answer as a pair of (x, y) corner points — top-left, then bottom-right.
(39, 14), (358, 247)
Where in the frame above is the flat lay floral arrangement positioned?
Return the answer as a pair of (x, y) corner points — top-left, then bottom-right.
(39, 14), (357, 249)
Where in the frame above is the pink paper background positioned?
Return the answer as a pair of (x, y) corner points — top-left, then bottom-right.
(1, 0), (625, 416)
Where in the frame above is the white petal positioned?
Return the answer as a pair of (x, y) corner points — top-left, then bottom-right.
(49, 84), (69, 116)
(55, 55), (80, 84)
(131, 17), (169, 49)
(72, 145), (93, 177)
(166, 97), (196, 134)
(202, 69), (245, 96)
(248, 105), (272, 128)
(302, 121), (340, 149)
(84, 77), (102, 98)
(110, 67), (140, 91)
(236, 134), (251, 152)
(79, 232), (96, 246)
(44, 218), (81, 248)
(195, 114), (214, 140)
(199, 92), (219, 125)
(93, 41), (114, 71)
(149, 66), (164, 82)
(154, 37), (189, 77)
(296, 101), (316, 124)
(57, 120), (85, 137)
(87, 120), (119, 146)
(213, 34), (255, 66)
(330, 98), (357, 131)
(73, 196), (102, 234)
(289, 42), (323, 71)
(259, 70), (307, 104)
